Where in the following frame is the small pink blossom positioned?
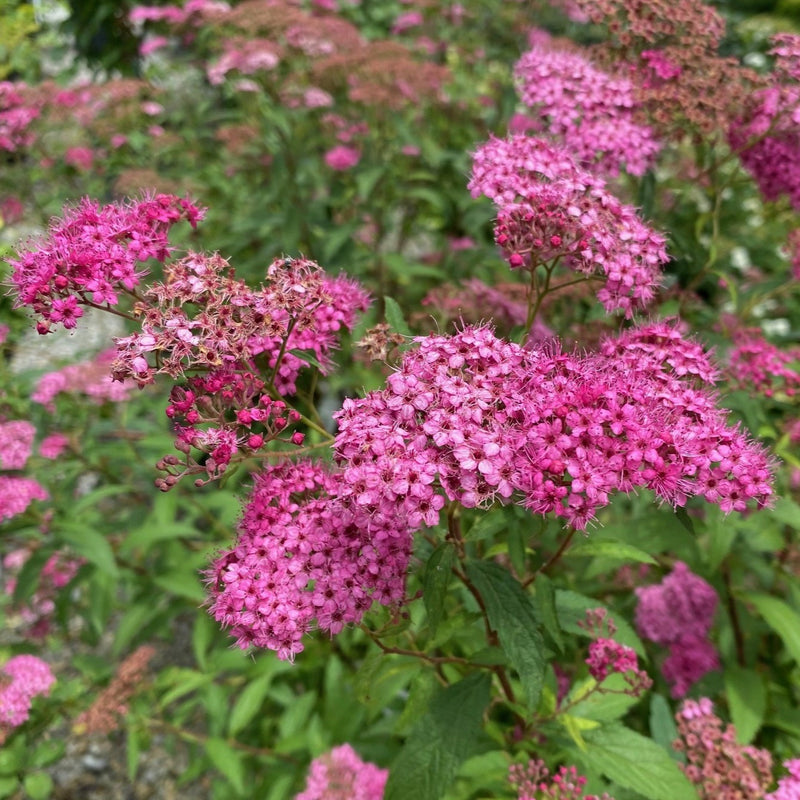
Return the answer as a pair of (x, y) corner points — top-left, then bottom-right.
(324, 145), (361, 170)
(64, 146), (94, 171)
(39, 433), (70, 459)
(391, 11), (424, 34)
(0, 476), (48, 521)
(0, 655), (55, 738)
(0, 421), (35, 470)
(296, 744), (387, 800)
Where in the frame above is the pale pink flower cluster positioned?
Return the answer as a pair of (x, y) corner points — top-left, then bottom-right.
(0, 421), (36, 470)
(32, 349), (137, 411)
(0, 655), (55, 741)
(335, 324), (772, 532)
(674, 698), (773, 799)
(207, 38), (281, 85)
(113, 252), (368, 394)
(39, 433), (70, 459)
(514, 38), (660, 176)
(296, 744), (388, 800)
(206, 461), (414, 659)
(3, 550), (82, 637)
(469, 135), (668, 317)
(0, 81), (39, 152)
(726, 329), (800, 400)
(510, 759), (614, 800)
(10, 194), (204, 334)
(730, 34), (800, 210)
(635, 562), (719, 697)
(766, 760), (800, 800)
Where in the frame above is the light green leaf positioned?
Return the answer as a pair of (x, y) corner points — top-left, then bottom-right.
(466, 561), (545, 709)
(649, 694), (680, 759)
(22, 773), (52, 800)
(725, 665), (765, 744)
(205, 738), (246, 795)
(228, 674), (272, 737)
(744, 593), (800, 665)
(383, 296), (412, 337)
(565, 539), (658, 565)
(153, 570), (205, 603)
(582, 723), (697, 800)
(384, 673), (491, 800)
(58, 523), (119, 577)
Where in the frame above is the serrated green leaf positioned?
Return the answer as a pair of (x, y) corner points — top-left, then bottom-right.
(228, 675), (271, 737)
(565, 539), (658, 565)
(561, 713), (599, 749)
(582, 723), (697, 800)
(724, 665), (765, 744)
(466, 561), (545, 709)
(744, 593), (800, 665)
(423, 543), (455, 636)
(383, 296), (412, 336)
(567, 673), (642, 722)
(205, 738), (246, 795)
(384, 673), (491, 800)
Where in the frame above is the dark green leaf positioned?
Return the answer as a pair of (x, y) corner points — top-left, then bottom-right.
(466, 561), (545, 709)
(383, 296), (412, 336)
(423, 543), (455, 636)
(725, 665), (765, 744)
(532, 573), (563, 653)
(744, 593), (800, 665)
(649, 694), (680, 759)
(384, 673), (491, 800)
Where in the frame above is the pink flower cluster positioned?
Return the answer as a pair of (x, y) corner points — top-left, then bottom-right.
(730, 34), (800, 210)
(510, 759), (614, 800)
(129, 0), (229, 26)
(10, 194), (204, 334)
(635, 562), (719, 697)
(0, 81), (39, 152)
(158, 371), (303, 487)
(207, 38), (281, 85)
(3, 550), (82, 638)
(206, 461), (414, 659)
(32, 348), (136, 411)
(295, 744), (388, 800)
(335, 324), (772, 532)
(0, 420), (36, 470)
(0, 655), (55, 741)
(674, 698), (772, 799)
(514, 38), (660, 176)
(0, 420), (47, 522)
(469, 135), (668, 317)
(726, 329), (800, 400)
(111, 252), (368, 395)
(581, 609), (652, 696)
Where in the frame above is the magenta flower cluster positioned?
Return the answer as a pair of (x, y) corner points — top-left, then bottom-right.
(206, 460), (414, 660)
(9, 193), (204, 334)
(336, 323), (772, 531)
(514, 35), (660, 177)
(0, 420), (47, 522)
(767, 760), (800, 800)
(295, 743), (387, 800)
(0, 81), (38, 153)
(726, 328), (800, 400)
(730, 34), (800, 211)
(0, 655), (55, 741)
(469, 134), (668, 317)
(635, 562), (719, 697)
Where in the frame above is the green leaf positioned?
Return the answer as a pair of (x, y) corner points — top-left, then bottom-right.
(58, 523), (118, 577)
(423, 544), (455, 636)
(770, 498), (800, 530)
(384, 673), (491, 800)
(724, 665), (765, 744)
(533, 573), (563, 652)
(383, 296), (412, 337)
(288, 348), (325, 371)
(113, 602), (159, 656)
(465, 561), (545, 709)
(0, 778), (18, 799)
(565, 539), (658, 565)
(649, 694), (680, 759)
(122, 522), (199, 554)
(744, 593), (800, 665)
(228, 674), (272, 737)
(582, 723), (697, 800)
(567, 673), (642, 722)
(153, 570), (205, 603)
(22, 772), (52, 800)
(674, 506), (696, 535)
(205, 738), (246, 795)
(12, 547), (52, 605)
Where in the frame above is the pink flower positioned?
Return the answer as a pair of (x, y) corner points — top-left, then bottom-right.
(391, 11), (424, 34)
(0, 421), (36, 470)
(140, 35), (170, 56)
(767, 759), (800, 800)
(0, 655), (55, 737)
(64, 146), (94, 171)
(296, 744), (387, 800)
(0, 476), (48, 521)
(39, 433), (70, 459)
(324, 145), (361, 170)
